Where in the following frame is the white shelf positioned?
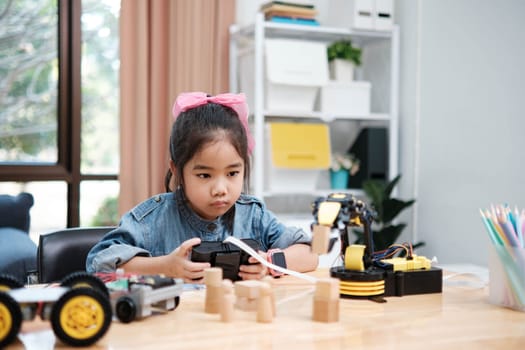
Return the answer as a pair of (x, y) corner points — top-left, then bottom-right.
(262, 188), (365, 198)
(231, 19), (393, 45)
(229, 13), (400, 199)
(263, 110), (391, 122)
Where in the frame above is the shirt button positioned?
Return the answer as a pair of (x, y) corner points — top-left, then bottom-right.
(154, 196), (161, 202)
(207, 223), (216, 231)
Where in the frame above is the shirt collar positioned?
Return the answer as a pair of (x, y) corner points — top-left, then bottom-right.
(174, 188), (222, 233)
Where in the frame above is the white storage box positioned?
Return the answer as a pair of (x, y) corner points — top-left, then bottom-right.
(264, 39), (329, 111)
(375, 0), (394, 31)
(350, 0), (374, 30)
(265, 122), (331, 192)
(349, 0), (394, 31)
(320, 81), (371, 117)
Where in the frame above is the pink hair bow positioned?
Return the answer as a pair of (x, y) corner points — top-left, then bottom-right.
(172, 91), (254, 154)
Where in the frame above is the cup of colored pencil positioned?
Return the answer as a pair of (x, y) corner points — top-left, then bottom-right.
(480, 204), (525, 311)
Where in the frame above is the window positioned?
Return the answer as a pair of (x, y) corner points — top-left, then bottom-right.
(0, 0), (120, 239)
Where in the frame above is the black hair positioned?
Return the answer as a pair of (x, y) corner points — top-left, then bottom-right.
(164, 102), (251, 232)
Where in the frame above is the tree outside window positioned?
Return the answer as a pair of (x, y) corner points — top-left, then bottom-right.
(0, 0), (121, 238)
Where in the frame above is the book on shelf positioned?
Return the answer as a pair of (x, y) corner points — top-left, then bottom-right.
(264, 10), (316, 20)
(261, 4), (317, 17)
(260, 1), (315, 10)
(267, 16), (320, 26)
(260, 1), (318, 26)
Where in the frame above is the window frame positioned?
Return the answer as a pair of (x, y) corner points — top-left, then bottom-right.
(0, 0), (118, 227)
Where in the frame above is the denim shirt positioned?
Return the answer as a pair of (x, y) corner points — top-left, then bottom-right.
(86, 190), (311, 273)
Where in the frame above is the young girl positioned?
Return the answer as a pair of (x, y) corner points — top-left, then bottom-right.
(86, 92), (318, 282)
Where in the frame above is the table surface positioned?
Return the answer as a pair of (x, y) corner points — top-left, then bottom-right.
(8, 268), (525, 350)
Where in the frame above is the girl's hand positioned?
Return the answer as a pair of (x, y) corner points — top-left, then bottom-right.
(167, 237), (210, 283)
(238, 251), (268, 280)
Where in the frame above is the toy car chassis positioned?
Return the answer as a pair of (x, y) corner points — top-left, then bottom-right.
(102, 273), (184, 323)
(0, 272), (112, 348)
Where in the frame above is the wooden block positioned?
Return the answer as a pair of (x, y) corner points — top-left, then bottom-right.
(257, 284), (273, 323)
(312, 299), (339, 323)
(222, 279), (234, 294)
(262, 275), (274, 284)
(235, 296), (258, 311)
(262, 276), (276, 317)
(221, 293), (236, 322)
(205, 285), (223, 314)
(204, 267), (223, 286)
(314, 278), (340, 300)
(204, 268), (224, 314)
(311, 224), (331, 254)
(312, 277), (340, 322)
(220, 279), (235, 322)
(234, 280), (262, 299)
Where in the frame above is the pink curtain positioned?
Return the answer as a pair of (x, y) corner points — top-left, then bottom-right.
(119, 0), (235, 214)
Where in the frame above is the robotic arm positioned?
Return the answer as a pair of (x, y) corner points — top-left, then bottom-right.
(310, 192), (442, 299)
(311, 193), (376, 270)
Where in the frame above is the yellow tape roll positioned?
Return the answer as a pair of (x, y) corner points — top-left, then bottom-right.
(344, 245), (366, 271)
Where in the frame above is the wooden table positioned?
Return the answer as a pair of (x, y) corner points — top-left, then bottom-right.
(9, 269), (525, 349)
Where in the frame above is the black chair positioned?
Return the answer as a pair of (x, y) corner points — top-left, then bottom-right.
(37, 226), (114, 283)
(0, 192), (37, 284)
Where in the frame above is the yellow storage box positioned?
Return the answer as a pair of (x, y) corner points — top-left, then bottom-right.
(265, 122), (331, 192)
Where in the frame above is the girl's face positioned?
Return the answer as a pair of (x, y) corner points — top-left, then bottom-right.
(180, 137), (244, 221)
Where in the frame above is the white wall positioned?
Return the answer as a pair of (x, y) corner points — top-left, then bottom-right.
(397, 0), (525, 266)
(235, 0), (525, 266)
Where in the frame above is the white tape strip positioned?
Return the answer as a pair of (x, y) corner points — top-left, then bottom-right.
(223, 236), (317, 283)
(276, 287), (316, 306)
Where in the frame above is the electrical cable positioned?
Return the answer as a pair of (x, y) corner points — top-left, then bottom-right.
(223, 236), (317, 283)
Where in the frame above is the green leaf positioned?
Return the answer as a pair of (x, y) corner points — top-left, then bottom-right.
(382, 198), (416, 224)
(384, 174), (401, 198)
(351, 174), (423, 252)
(372, 224), (406, 251)
(327, 40), (362, 66)
(362, 179), (384, 202)
(362, 179), (384, 204)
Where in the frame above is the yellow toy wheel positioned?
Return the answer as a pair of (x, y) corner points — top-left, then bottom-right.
(0, 274), (23, 292)
(0, 292), (22, 348)
(51, 288), (112, 347)
(60, 272), (109, 297)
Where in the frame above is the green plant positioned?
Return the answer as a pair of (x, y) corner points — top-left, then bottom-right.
(327, 40), (362, 66)
(91, 196), (119, 226)
(353, 174), (421, 252)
